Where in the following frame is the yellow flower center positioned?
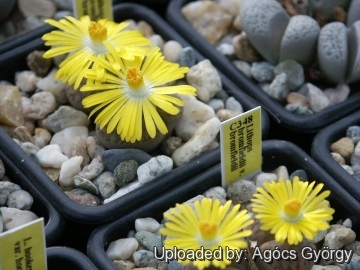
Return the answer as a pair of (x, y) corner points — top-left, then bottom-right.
(126, 67), (144, 89)
(284, 198), (302, 218)
(199, 221), (218, 240)
(88, 21), (107, 41)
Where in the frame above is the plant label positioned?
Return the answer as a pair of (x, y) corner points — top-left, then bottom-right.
(73, 0), (113, 20)
(220, 106), (262, 187)
(0, 218), (47, 270)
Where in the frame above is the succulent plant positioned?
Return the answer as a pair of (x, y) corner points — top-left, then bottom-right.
(241, 0), (360, 84)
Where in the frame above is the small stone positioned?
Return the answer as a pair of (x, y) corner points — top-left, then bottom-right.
(101, 149), (152, 172)
(182, 1), (233, 44)
(36, 68), (68, 104)
(92, 171), (117, 199)
(172, 118), (220, 167)
(46, 105), (90, 133)
(135, 218), (160, 233)
(203, 186), (226, 204)
(20, 142), (40, 160)
(175, 95), (216, 141)
(106, 238), (139, 260)
(23, 91), (57, 120)
(254, 173), (277, 188)
(324, 84), (350, 106)
(274, 60), (305, 91)
(87, 136), (106, 159)
(1, 207), (38, 231)
(225, 97), (243, 113)
(351, 153), (360, 166)
(18, 0), (56, 18)
(216, 109), (240, 122)
(50, 126), (89, 157)
(160, 137), (183, 156)
(114, 160), (139, 187)
(13, 126), (34, 144)
(0, 85), (24, 126)
(216, 43), (235, 58)
(104, 181), (143, 204)
(137, 20), (154, 37)
(347, 256), (360, 270)
(232, 32), (261, 62)
(73, 175), (99, 195)
(33, 127), (51, 149)
(285, 103), (313, 115)
(163, 40), (183, 63)
(113, 260), (135, 270)
(232, 60), (252, 78)
(330, 137), (354, 160)
(186, 59), (222, 103)
(70, 136), (90, 167)
(208, 98), (225, 112)
(323, 227), (356, 249)
(133, 250), (158, 268)
(6, 190), (33, 210)
(306, 83), (331, 112)
(250, 62), (275, 82)
(313, 229), (328, 244)
(59, 156), (83, 190)
(289, 169), (308, 181)
(137, 156), (173, 184)
(15, 71), (40, 93)
(342, 218), (352, 228)
(267, 73), (289, 101)
(343, 165), (354, 175)
(65, 188), (100, 206)
(286, 92), (309, 107)
(0, 181), (21, 205)
(331, 152), (345, 165)
(226, 179), (257, 204)
(274, 165), (289, 180)
(135, 231), (162, 254)
(27, 50), (52, 77)
(37, 144), (69, 169)
(176, 47), (196, 67)
(347, 126), (360, 144)
(78, 156), (105, 180)
(149, 35), (164, 50)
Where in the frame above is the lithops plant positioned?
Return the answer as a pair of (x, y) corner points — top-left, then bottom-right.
(241, 0), (360, 84)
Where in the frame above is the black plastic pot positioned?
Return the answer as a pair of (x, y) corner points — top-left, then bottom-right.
(47, 246), (98, 270)
(0, 145), (65, 246)
(312, 111), (360, 202)
(166, 0), (360, 133)
(87, 140), (360, 270)
(0, 3), (269, 225)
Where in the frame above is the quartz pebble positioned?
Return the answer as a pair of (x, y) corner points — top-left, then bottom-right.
(227, 179), (257, 204)
(15, 71), (40, 92)
(163, 40), (183, 63)
(37, 144), (69, 169)
(23, 91), (57, 120)
(306, 83), (331, 112)
(6, 190), (33, 210)
(137, 156), (173, 184)
(135, 218), (160, 233)
(1, 207), (38, 231)
(106, 238), (139, 260)
(59, 156), (83, 190)
(0, 85), (24, 126)
(331, 137), (354, 160)
(104, 181), (143, 204)
(36, 68), (68, 104)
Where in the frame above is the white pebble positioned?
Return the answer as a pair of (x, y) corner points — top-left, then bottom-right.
(1, 207), (38, 231)
(135, 217), (160, 232)
(162, 40), (183, 62)
(59, 156), (83, 191)
(137, 155), (173, 184)
(254, 173), (277, 188)
(50, 126), (88, 157)
(6, 190), (33, 210)
(172, 117), (220, 167)
(343, 218), (352, 228)
(104, 181), (143, 204)
(106, 238), (139, 260)
(36, 144), (69, 169)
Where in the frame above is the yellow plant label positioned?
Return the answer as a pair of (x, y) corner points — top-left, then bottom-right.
(220, 106), (262, 187)
(0, 218), (47, 270)
(72, 0), (113, 20)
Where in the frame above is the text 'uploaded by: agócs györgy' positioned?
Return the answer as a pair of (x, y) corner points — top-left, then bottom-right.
(153, 246), (353, 264)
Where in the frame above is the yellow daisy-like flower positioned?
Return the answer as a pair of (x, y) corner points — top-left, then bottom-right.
(251, 176), (335, 245)
(161, 198), (253, 270)
(42, 15), (152, 89)
(81, 47), (196, 143)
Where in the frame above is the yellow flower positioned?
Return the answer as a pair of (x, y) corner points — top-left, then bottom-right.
(42, 15), (152, 89)
(251, 176), (335, 245)
(81, 47), (196, 143)
(161, 198), (253, 270)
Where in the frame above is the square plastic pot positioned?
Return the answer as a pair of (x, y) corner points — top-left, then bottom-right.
(166, 0), (360, 133)
(312, 111), (360, 202)
(47, 246), (98, 270)
(0, 3), (269, 225)
(87, 140), (360, 270)
(0, 145), (65, 246)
